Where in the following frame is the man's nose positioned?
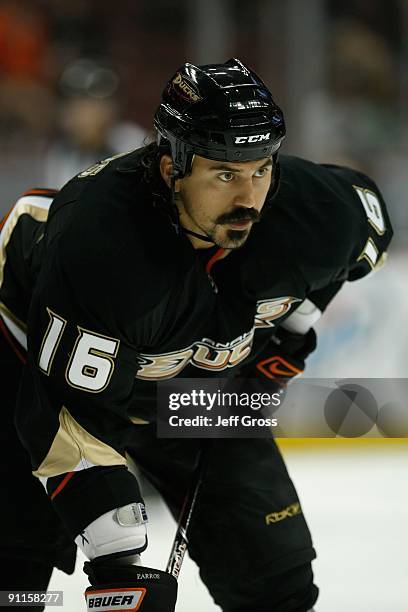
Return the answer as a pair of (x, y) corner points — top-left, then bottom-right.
(233, 179), (257, 208)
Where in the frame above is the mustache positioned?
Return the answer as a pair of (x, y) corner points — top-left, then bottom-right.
(216, 208), (260, 225)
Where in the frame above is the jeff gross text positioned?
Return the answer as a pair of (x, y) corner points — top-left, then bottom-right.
(167, 389), (281, 428)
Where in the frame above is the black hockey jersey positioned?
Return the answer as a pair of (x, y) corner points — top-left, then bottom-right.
(0, 149), (392, 475)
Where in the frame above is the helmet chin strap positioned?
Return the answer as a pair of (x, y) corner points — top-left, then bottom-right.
(182, 227), (215, 243)
(170, 170), (216, 245)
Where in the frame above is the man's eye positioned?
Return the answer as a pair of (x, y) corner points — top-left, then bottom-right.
(219, 172), (234, 182)
(254, 167), (270, 177)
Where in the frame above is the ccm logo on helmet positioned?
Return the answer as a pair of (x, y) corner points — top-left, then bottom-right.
(234, 133), (271, 144)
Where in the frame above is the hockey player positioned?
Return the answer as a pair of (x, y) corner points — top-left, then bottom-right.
(0, 59), (392, 611)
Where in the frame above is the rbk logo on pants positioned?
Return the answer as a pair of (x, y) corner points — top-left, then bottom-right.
(265, 502), (301, 525)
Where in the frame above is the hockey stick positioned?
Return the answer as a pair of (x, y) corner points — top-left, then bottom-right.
(166, 444), (208, 579)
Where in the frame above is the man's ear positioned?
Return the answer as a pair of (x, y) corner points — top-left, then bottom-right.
(159, 155), (180, 191)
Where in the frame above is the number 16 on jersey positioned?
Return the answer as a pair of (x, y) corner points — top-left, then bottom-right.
(38, 308), (119, 392)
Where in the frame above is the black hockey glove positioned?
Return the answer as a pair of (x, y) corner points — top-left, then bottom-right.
(232, 328), (317, 420)
(84, 561), (178, 611)
(242, 327), (317, 387)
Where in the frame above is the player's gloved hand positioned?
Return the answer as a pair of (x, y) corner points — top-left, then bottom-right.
(251, 327), (317, 386)
(84, 561), (178, 611)
(232, 328), (316, 419)
(237, 326), (317, 404)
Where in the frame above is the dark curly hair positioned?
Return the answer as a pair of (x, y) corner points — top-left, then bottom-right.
(140, 142), (167, 183)
(138, 140), (183, 231)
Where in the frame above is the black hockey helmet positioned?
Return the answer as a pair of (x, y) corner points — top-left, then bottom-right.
(154, 58), (286, 178)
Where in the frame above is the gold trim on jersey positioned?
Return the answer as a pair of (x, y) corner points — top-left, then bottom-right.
(64, 325), (120, 393)
(129, 416), (150, 425)
(33, 406), (127, 477)
(352, 185), (387, 236)
(0, 301), (27, 333)
(0, 200), (50, 290)
(375, 251), (388, 270)
(38, 308), (67, 375)
(357, 237), (379, 269)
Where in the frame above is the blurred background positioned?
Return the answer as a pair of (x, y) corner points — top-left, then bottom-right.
(1, 0), (406, 377)
(1, 1), (406, 610)
(0, 0), (406, 237)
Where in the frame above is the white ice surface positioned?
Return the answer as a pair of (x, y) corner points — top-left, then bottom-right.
(48, 445), (408, 611)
